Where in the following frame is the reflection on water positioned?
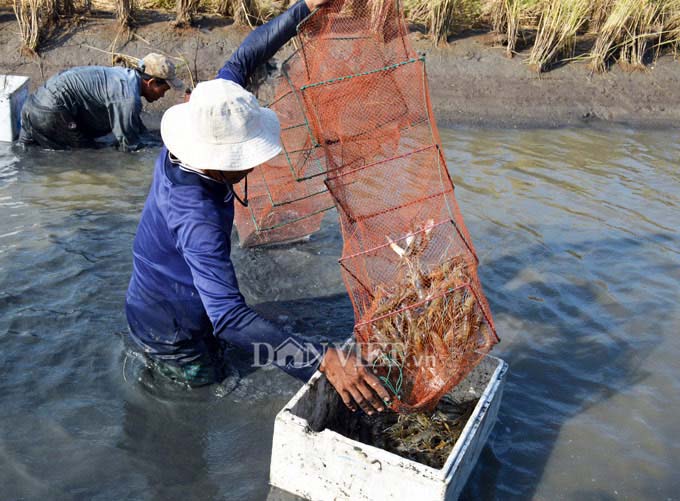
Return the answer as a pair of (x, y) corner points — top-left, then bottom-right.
(0, 125), (679, 500)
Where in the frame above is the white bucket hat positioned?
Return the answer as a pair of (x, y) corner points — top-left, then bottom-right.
(161, 79), (281, 172)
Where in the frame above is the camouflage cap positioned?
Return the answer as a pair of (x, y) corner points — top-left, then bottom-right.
(140, 53), (184, 89)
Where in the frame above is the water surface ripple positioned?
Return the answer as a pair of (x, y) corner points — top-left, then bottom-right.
(0, 126), (678, 500)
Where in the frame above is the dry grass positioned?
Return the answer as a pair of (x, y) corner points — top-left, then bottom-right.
(43, 0), (57, 21)
(590, 0), (616, 32)
(174, 0), (198, 26)
(430, 0), (456, 45)
(620, 1), (662, 70)
(216, 0), (255, 25)
(8, 0), (94, 53)
(61, 0), (76, 15)
(661, 0), (680, 55)
(6, 0), (680, 67)
(590, 0), (664, 72)
(115, 0), (134, 25)
(403, 0), (483, 44)
(527, 0), (590, 72)
(484, 0), (678, 71)
(488, 0), (541, 57)
(13, 0), (43, 53)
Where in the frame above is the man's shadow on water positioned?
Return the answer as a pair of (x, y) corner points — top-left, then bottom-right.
(460, 232), (676, 500)
(119, 394), (223, 501)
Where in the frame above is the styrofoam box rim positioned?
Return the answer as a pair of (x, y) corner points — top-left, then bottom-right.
(275, 354), (508, 482)
(0, 75), (30, 98)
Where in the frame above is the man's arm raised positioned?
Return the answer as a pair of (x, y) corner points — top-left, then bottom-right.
(216, 0), (331, 86)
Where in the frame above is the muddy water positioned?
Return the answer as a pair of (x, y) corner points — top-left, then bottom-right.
(0, 126), (678, 500)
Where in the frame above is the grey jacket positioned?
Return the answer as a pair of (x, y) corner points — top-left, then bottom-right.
(29, 66), (145, 151)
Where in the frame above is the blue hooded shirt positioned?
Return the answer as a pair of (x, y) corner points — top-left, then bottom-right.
(125, 0), (322, 380)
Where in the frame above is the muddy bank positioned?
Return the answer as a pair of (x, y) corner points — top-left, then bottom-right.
(1, 8), (678, 129)
(430, 32), (680, 129)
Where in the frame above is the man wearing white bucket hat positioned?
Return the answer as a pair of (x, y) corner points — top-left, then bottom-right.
(161, 79), (282, 176)
(125, 0), (390, 415)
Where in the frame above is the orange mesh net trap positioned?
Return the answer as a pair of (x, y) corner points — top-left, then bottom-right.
(234, 0), (500, 412)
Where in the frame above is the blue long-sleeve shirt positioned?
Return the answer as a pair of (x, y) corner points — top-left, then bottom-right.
(125, 0), (322, 381)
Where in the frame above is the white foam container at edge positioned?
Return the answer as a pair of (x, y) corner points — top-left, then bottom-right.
(0, 75), (30, 142)
(270, 354), (508, 501)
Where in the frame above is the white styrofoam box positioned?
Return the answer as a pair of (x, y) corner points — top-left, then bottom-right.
(0, 75), (30, 142)
(270, 355), (508, 501)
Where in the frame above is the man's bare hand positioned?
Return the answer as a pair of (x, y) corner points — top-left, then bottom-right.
(319, 347), (392, 415)
(305, 0), (331, 11)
